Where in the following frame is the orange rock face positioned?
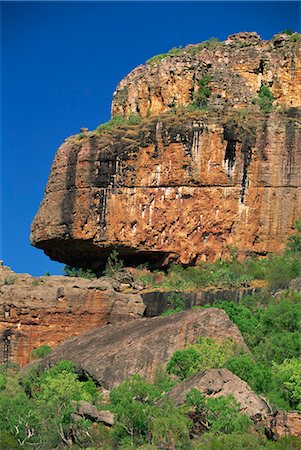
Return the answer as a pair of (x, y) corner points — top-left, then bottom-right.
(112, 32), (301, 118)
(0, 265), (145, 366)
(31, 33), (301, 268)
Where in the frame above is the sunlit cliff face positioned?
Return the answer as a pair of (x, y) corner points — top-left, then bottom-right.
(31, 33), (301, 269)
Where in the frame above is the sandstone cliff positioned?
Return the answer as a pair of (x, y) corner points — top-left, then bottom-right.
(0, 264), (145, 366)
(31, 32), (301, 268)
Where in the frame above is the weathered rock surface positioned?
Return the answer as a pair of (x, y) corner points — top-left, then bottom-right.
(39, 308), (247, 388)
(163, 368), (270, 417)
(71, 400), (114, 426)
(0, 265), (145, 366)
(31, 33), (301, 268)
(257, 411), (301, 439)
(112, 32), (301, 118)
(289, 277), (301, 291)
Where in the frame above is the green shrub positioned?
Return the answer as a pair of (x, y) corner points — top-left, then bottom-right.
(3, 277), (15, 285)
(110, 375), (161, 445)
(266, 254), (301, 290)
(0, 375), (6, 391)
(0, 431), (20, 450)
(104, 250), (124, 277)
(167, 338), (236, 380)
(151, 398), (191, 448)
(160, 292), (186, 316)
(146, 53), (168, 65)
(192, 74), (213, 109)
(290, 33), (301, 43)
(128, 113), (142, 125)
(288, 219), (301, 252)
(281, 28), (294, 35)
(167, 346), (202, 380)
(192, 433), (301, 450)
(186, 390), (251, 434)
(62, 265), (96, 279)
(225, 354), (271, 393)
(31, 345), (52, 360)
(273, 358), (301, 411)
(253, 85), (275, 113)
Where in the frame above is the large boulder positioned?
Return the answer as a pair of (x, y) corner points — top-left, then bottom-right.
(256, 411), (301, 439)
(30, 34), (301, 270)
(163, 368), (270, 417)
(40, 308), (247, 388)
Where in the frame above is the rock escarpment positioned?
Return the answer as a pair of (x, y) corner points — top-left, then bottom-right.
(39, 308), (247, 388)
(31, 33), (301, 268)
(0, 264), (145, 366)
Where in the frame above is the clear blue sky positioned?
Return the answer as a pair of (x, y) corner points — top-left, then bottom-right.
(1, 1), (300, 276)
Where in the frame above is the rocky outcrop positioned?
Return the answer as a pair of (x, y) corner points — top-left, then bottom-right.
(71, 401), (114, 426)
(31, 33), (301, 268)
(30, 111), (301, 268)
(0, 264), (145, 366)
(112, 32), (301, 118)
(257, 411), (301, 439)
(142, 287), (261, 317)
(38, 308), (247, 388)
(163, 368), (270, 417)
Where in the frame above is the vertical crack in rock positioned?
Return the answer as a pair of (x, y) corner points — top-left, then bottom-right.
(240, 138), (253, 203)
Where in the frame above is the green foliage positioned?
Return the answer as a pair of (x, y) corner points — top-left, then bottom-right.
(160, 292), (186, 316)
(290, 33), (301, 43)
(226, 354), (272, 393)
(273, 358), (301, 411)
(146, 53), (168, 65)
(128, 113), (142, 125)
(265, 253), (301, 290)
(9, 359), (100, 448)
(0, 375), (6, 391)
(3, 276), (15, 285)
(31, 345), (51, 360)
(167, 338), (236, 380)
(146, 38), (221, 64)
(0, 431), (20, 450)
(186, 390), (251, 434)
(152, 366), (177, 394)
(253, 85), (275, 113)
(104, 250), (124, 277)
(187, 37), (221, 56)
(192, 74), (213, 109)
(206, 395), (251, 434)
(288, 219), (301, 252)
(96, 114), (128, 132)
(62, 265), (96, 279)
(192, 433), (301, 450)
(281, 28), (294, 35)
(151, 398), (191, 449)
(110, 375), (161, 445)
(167, 346), (202, 380)
(212, 300), (261, 347)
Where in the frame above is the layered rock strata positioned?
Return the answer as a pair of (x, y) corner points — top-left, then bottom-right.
(112, 32), (301, 117)
(39, 308), (248, 388)
(0, 265), (145, 366)
(31, 32), (301, 267)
